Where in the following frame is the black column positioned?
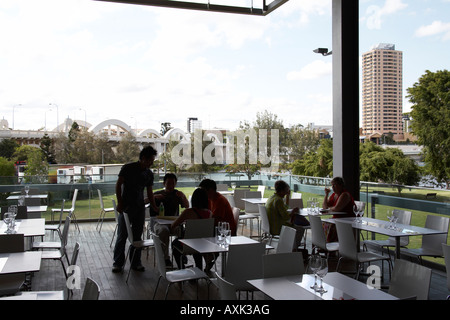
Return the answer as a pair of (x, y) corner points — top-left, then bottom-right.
(332, 0), (360, 200)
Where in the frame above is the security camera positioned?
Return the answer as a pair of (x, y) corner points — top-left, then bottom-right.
(313, 48), (332, 56)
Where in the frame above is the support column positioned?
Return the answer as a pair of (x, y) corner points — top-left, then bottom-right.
(332, 0), (360, 199)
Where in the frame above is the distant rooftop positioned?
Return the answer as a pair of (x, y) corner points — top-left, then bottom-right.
(371, 43), (396, 50)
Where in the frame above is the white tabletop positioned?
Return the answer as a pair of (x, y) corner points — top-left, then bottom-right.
(241, 198), (268, 205)
(0, 218), (45, 237)
(7, 194), (48, 200)
(27, 206), (48, 213)
(218, 190), (234, 195)
(0, 251), (42, 275)
(248, 272), (398, 300)
(299, 208), (347, 216)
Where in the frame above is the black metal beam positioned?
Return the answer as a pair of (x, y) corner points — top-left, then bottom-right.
(95, 0), (289, 16)
(332, 0), (360, 199)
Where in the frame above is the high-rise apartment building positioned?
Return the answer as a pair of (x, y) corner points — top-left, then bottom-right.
(187, 117), (202, 133)
(362, 43), (403, 139)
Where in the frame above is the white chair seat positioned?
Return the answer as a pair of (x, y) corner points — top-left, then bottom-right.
(17, 291), (65, 300)
(401, 247), (443, 258)
(32, 241), (62, 250)
(133, 239), (154, 248)
(357, 251), (390, 264)
(165, 267), (207, 283)
(41, 250), (63, 260)
(325, 242), (339, 252)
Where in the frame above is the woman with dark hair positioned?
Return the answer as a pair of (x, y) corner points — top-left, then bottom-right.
(170, 188), (212, 269)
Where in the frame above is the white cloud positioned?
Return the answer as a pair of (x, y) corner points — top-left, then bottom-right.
(364, 0), (408, 30)
(415, 20), (450, 40)
(286, 60), (332, 81)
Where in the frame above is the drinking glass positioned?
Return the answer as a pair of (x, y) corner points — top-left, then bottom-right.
(387, 211), (394, 229)
(308, 254), (321, 290)
(231, 183), (236, 190)
(3, 212), (12, 234)
(24, 185), (30, 197)
(306, 200), (313, 213)
(316, 257), (328, 294)
(216, 224), (224, 246)
(8, 205), (17, 229)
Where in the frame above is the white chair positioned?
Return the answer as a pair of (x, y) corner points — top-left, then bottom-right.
(388, 259), (432, 300)
(45, 199), (65, 240)
(123, 212), (154, 283)
(241, 191), (262, 237)
(0, 234), (26, 296)
(262, 252), (305, 278)
(224, 242), (266, 294)
(110, 200), (120, 247)
(276, 225), (297, 253)
(291, 192), (302, 199)
(81, 278), (100, 300)
(442, 243), (450, 300)
(52, 189), (79, 232)
(224, 194), (236, 208)
(363, 209), (412, 257)
(153, 236), (210, 300)
(232, 207), (240, 233)
(257, 185), (265, 196)
(96, 189), (114, 232)
(233, 188), (250, 211)
(259, 204), (276, 244)
(215, 271), (237, 300)
(309, 215), (339, 257)
(216, 184), (228, 191)
(401, 215), (450, 264)
(335, 221), (392, 280)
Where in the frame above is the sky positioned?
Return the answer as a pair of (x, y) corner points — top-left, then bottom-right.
(1, 0), (449, 133)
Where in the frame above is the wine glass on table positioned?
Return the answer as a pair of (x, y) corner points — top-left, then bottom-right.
(24, 185), (30, 197)
(3, 212), (12, 234)
(316, 257), (328, 294)
(308, 254), (321, 290)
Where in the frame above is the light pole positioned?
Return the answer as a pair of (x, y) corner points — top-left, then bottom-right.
(79, 108), (87, 129)
(49, 103), (59, 132)
(12, 104), (22, 130)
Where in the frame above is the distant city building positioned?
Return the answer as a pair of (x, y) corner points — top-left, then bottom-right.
(362, 43), (404, 141)
(187, 117), (202, 133)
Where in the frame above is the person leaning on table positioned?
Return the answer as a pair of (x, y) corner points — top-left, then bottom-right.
(322, 176), (356, 242)
(266, 180), (309, 250)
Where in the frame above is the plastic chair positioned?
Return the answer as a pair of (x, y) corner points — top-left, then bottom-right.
(257, 185), (265, 196)
(224, 194), (236, 208)
(309, 215), (339, 257)
(110, 200), (120, 247)
(215, 271), (237, 300)
(240, 191), (262, 237)
(363, 209), (412, 257)
(224, 242), (266, 293)
(52, 189), (79, 232)
(262, 252), (305, 278)
(96, 189), (114, 232)
(81, 278), (100, 300)
(388, 259), (432, 300)
(216, 184), (228, 191)
(442, 244), (450, 300)
(33, 215), (71, 264)
(45, 199), (65, 240)
(259, 204), (276, 244)
(335, 221), (392, 280)
(232, 207), (240, 231)
(401, 215), (450, 264)
(276, 225), (297, 253)
(153, 236), (210, 300)
(123, 212), (154, 283)
(233, 188), (250, 211)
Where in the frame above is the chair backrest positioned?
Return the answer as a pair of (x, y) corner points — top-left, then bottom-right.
(276, 225), (297, 253)
(97, 189), (105, 210)
(112, 200), (120, 224)
(291, 192), (302, 199)
(262, 252), (305, 278)
(288, 198), (303, 209)
(0, 233), (25, 253)
(225, 242), (266, 290)
(82, 278), (100, 300)
(388, 259), (432, 300)
(70, 242), (81, 267)
(24, 197), (40, 206)
(153, 236), (167, 279)
(232, 207), (240, 228)
(123, 212), (134, 244)
(389, 209), (412, 246)
(244, 191), (262, 214)
(442, 243), (450, 291)
(1, 206), (28, 220)
(233, 189), (250, 211)
(422, 215), (450, 254)
(70, 189), (79, 210)
(60, 216), (71, 248)
(216, 184), (228, 191)
(215, 272), (237, 300)
(335, 221), (358, 261)
(309, 215), (328, 252)
(259, 204), (271, 236)
(257, 185), (265, 196)
(184, 218), (215, 239)
(224, 194), (236, 208)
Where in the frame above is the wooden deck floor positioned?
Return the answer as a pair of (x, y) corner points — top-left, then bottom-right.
(30, 220), (449, 301)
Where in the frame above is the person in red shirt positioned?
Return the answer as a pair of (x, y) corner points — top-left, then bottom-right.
(199, 179), (237, 236)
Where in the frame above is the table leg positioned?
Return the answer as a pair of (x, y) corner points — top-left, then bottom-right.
(395, 237), (400, 259)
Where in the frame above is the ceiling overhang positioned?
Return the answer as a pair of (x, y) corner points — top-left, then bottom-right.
(95, 0), (289, 16)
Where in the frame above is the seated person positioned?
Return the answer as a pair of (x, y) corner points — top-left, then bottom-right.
(199, 179), (237, 236)
(266, 180), (309, 249)
(171, 188), (212, 270)
(151, 173), (189, 265)
(322, 176), (355, 242)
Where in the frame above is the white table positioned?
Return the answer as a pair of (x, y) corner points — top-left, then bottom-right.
(0, 218), (45, 238)
(179, 236), (273, 275)
(248, 272), (398, 300)
(323, 217), (447, 259)
(241, 198), (268, 205)
(0, 251), (42, 275)
(7, 194), (48, 200)
(0, 291), (64, 300)
(218, 190), (234, 195)
(299, 208), (348, 216)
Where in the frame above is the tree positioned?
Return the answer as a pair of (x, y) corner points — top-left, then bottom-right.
(0, 157), (15, 176)
(407, 69), (450, 189)
(24, 148), (49, 183)
(291, 139), (333, 177)
(0, 139), (19, 160)
(40, 133), (56, 164)
(115, 133), (140, 163)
